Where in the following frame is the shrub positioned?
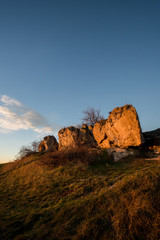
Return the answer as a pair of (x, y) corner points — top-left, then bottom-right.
(16, 141), (40, 160)
(38, 146), (107, 167)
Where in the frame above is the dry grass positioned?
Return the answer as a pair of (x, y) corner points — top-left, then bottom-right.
(38, 146), (108, 167)
(1, 153), (40, 175)
(0, 151), (160, 240)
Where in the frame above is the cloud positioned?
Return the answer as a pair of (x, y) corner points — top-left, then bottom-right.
(1, 95), (22, 107)
(0, 95), (55, 134)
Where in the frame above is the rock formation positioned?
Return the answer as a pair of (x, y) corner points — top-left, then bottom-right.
(38, 135), (58, 152)
(93, 120), (110, 148)
(58, 124), (97, 149)
(79, 124), (96, 145)
(143, 128), (160, 146)
(39, 104), (149, 161)
(93, 104), (144, 148)
(106, 104), (145, 148)
(143, 128), (160, 154)
(58, 127), (79, 149)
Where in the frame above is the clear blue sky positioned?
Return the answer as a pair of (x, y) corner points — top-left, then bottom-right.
(0, 0), (160, 162)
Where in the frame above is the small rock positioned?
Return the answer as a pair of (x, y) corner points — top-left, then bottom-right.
(107, 148), (140, 161)
(38, 135), (58, 152)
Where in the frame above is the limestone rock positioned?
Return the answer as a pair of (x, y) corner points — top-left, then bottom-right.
(105, 104), (144, 148)
(151, 146), (160, 154)
(143, 128), (160, 147)
(79, 124), (96, 145)
(93, 120), (106, 144)
(38, 135), (58, 152)
(58, 125), (97, 149)
(93, 120), (110, 148)
(107, 148), (141, 161)
(88, 125), (94, 132)
(58, 127), (79, 149)
(93, 104), (144, 149)
(143, 128), (160, 155)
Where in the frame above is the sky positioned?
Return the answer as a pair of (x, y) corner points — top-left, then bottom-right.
(0, 0), (160, 163)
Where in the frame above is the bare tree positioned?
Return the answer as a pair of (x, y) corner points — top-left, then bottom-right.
(31, 140), (40, 152)
(17, 146), (34, 159)
(16, 140), (41, 160)
(82, 107), (104, 125)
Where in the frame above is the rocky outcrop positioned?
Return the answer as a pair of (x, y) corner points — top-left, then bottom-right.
(38, 135), (58, 152)
(93, 120), (110, 148)
(143, 128), (160, 146)
(58, 124), (97, 149)
(79, 124), (96, 145)
(106, 105), (144, 148)
(93, 104), (144, 149)
(39, 105), (147, 161)
(143, 128), (160, 154)
(58, 127), (79, 149)
(88, 125), (94, 132)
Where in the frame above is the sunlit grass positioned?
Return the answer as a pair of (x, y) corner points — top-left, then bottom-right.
(0, 150), (160, 240)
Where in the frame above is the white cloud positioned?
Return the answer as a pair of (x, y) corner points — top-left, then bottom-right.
(1, 95), (22, 107)
(0, 95), (55, 134)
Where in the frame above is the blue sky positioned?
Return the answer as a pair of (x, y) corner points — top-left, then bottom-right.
(0, 0), (160, 162)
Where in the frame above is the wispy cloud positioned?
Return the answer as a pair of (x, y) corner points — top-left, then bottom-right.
(1, 95), (22, 107)
(0, 95), (56, 134)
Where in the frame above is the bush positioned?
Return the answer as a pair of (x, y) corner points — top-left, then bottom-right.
(16, 140), (40, 160)
(38, 146), (107, 167)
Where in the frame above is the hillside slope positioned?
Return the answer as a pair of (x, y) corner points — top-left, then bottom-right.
(0, 151), (160, 240)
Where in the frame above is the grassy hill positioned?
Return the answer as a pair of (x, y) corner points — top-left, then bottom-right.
(0, 149), (160, 240)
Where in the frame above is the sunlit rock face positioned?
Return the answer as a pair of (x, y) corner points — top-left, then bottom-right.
(93, 120), (110, 148)
(93, 104), (144, 148)
(58, 127), (79, 149)
(39, 105), (144, 157)
(38, 135), (58, 152)
(58, 124), (97, 149)
(105, 104), (145, 148)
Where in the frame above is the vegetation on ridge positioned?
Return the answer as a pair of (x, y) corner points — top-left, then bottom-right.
(0, 149), (160, 240)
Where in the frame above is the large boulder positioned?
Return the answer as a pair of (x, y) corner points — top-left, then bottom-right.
(93, 104), (144, 148)
(105, 104), (144, 148)
(58, 124), (97, 149)
(38, 135), (58, 152)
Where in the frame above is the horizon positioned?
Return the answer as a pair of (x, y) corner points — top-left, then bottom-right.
(0, 0), (160, 163)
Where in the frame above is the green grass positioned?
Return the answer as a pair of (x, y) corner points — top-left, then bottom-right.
(0, 152), (160, 240)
